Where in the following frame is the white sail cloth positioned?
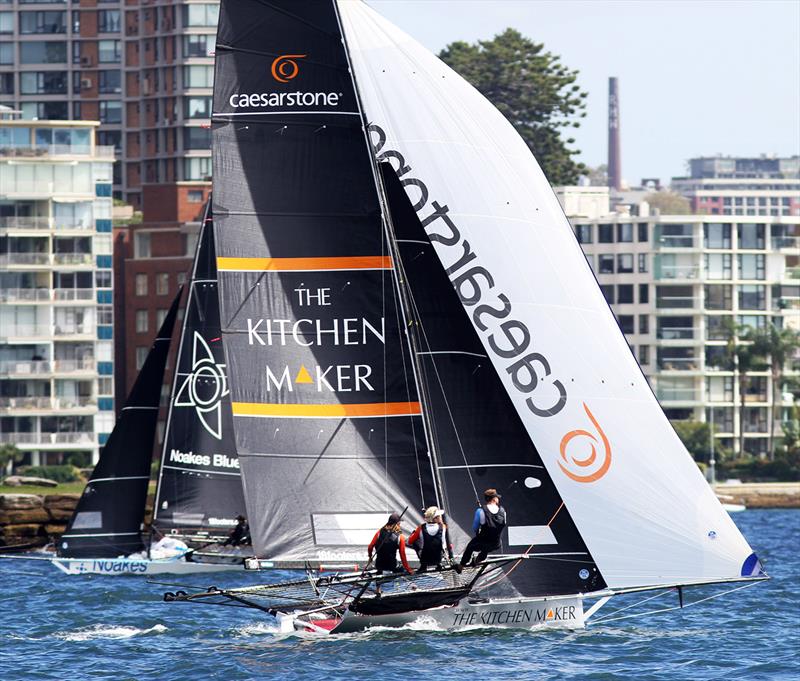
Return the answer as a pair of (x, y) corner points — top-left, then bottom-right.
(338, 0), (756, 589)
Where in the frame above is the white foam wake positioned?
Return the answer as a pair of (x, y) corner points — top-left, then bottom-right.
(55, 623), (167, 641)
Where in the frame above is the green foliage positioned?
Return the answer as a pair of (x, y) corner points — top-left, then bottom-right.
(19, 464), (83, 483)
(645, 191), (692, 215)
(439, 28), (588, 185)
(64, 452), (91, 468)
(671, 420), (729, 462)
(719, 451), (800, 482)
(0, 444), (23, 470)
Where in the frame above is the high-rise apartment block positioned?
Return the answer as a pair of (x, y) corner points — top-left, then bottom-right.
(0, 117), (115, 466)
(0, 0), (217, 207)
(672, 156), (800, 217)
(572, 212), (799, 456)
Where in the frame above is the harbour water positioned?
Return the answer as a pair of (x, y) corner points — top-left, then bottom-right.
(1, 509), (797, 680)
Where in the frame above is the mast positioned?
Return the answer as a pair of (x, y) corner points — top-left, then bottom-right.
(332, 0), (444, 509)
(59, 289), (181, 558)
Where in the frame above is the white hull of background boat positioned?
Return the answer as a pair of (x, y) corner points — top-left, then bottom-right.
(296, 594), (585, 635)
(50, 556), (241, 576)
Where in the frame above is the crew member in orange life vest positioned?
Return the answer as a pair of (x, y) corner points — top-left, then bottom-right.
(460, 488), (507, 567)
(407, 506), (454, 572)
(367, 512), (413, 574)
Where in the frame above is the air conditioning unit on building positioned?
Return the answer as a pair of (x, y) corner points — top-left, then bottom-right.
(81, 78), (93, 89)
(80, 56), (94, 66)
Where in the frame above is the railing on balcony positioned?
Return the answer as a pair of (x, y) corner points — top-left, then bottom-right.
(53, 253), (93, 266)
(655, 296), (700, 310)
(53, 324), (94, 337)
(0, 253), (50, 266)
(657, 266), (700, 281)
(773, 236), (799, 250)
(0, 144), (91, 157)
(656, 235), (696, 249)
(0, 288), (51, 302)
(53, 288), (94, 301)
(0, 397), (54, 409)
(0, 431), (95, 445)
(54, 218), (93, 231)
(96, 146), (115, 159)
(657, 357), (702, 371)
(53, 358), (95, 373)
(0, 217), (51, 230)
(0, 325), (51, 339)
(657, 327), (699, 341)
(54, 396), (96, 409)
(655, 387), (700, 402)
(0, 360), (51, 376)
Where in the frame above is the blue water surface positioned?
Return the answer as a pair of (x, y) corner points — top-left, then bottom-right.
(1, 510), (797, 680)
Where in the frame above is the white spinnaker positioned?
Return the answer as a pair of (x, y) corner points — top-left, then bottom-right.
(338, 0), (756, 589)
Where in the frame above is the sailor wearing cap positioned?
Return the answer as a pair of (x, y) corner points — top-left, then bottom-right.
(459, 488), (507, 567)
(407, 506), (454, 573)
(367, 512), (413, 575)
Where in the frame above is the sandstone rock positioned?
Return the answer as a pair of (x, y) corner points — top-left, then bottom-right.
(0, 494), (44, 510)
(3, 476), (58, 488)
(0, 508), (50, 524)
(44, 523), (67, 536)
(43, 494), (80, 510)
(47, 507), (74, 522)
(1, 523), (44, 538)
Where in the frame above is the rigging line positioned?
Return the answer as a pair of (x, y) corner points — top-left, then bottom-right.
(591, 581), (762, 625)
(589, 589), (671, 623)
(222, 270), (267, 330)
(477, 502), (565, 590)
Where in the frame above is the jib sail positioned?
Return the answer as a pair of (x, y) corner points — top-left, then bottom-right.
(339, 0), (758, 589)
(211, 0), (435, 564)
(60, 291), (181, 558)
(152, 203), (246, 541)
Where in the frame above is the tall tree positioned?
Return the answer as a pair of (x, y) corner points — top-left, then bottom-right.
(439, 28), (588, 185)
(751, 323), (800, 459)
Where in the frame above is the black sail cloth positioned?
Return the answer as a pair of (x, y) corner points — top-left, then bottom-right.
(211, 0), (435, 563)
(382, 164), (606, 597)
(152, 204), (246, 541)
(59, 290), (181, 558)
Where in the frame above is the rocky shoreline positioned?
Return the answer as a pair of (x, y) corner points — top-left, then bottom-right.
(0, 493), (78, 547)
(713, 482), (800, 509)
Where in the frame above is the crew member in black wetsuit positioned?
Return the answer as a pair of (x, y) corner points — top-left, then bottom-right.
(224, 514), (250, 546)
(367, 512), (413, 574)
(460, 488), (507, 567)
(408, 506), (454, 572)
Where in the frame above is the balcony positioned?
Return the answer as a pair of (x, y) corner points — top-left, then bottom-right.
(0, 144), (91, 158)
(655, 295), (700, 311)
(657, 358), (702, 371)
(0, 325), (51, 341)
(0, 397), (96, 411)
(53, 253), (93, 266)
(655, 387), (701, 402)
(0, 431), (95, 447)
(53, 323), (94, 338)
(0, 253), (50, 267)
(0, 288), (51, 303)
(53, 359), (96, 374)
(656, 327), (699, 341)
(656, 266), (700, 281)
(0, 217), (51, 231)
(53, 288), (94, 302)
(0, 361), (52, 377)
(54, 218), (93, 232)
(773, 236), (798, 251)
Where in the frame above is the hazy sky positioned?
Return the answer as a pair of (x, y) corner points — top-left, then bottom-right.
(370, 0), (800, 185)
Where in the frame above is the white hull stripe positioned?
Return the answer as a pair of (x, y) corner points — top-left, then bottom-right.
(61, 532), (140, 538)
(161, 464), (241, 477)
(89, 476), (150, 483)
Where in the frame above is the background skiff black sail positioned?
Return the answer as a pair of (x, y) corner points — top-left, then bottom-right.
(59, 291), (181, 559)
(152, 202), (247, 545)
(211, 0), (436, 565)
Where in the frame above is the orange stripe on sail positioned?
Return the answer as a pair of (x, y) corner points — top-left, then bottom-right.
(232, 401), (422, 418)
(216, 256), (393, 272)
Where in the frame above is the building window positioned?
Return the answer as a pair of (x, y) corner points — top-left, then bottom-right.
(617, 254), (633, 273)
(618, 314), (634, 334)
(187, 190), (204, 203)
(20, 41), (67, 64)
(183, 33), (214, 58)
(617, 223), (633, 243)
(638, 314), (649, 334)
(98, 39), (121, 63)
(738, 285), (766, 310)
(600, 285), (614, 304)
(639, 284), (649, 304)
(21, 101), (69, 120)
(184, 157), (211, 180)
(156, 273), (169, 295)
(136, 346), (148, 369)
(704, 285), (732, 311)
(97, 305), (113, 325)
(20, 71), (67, 95)
(182, 3), (219, 27)
(637, 223), (648, 242)
(184, 96), (213, 119)
(98, 69), (121, 94)
(156, 308), (168, 327)
(96, 271), (111, 290)
(134, 232), (151, 258)
(0, 42), (13, 65)
(98, 377), (113, 396)
(0, 11), (12, 34)
(598, 255), (614, 274)
(737, 254), (765, 280)
(183, 65), (214, 88)
(617, 285), (634, 304)
(598, 224), (613, 243)
(176, 272), (187, 286)
(638, 253), (648, 273)
(99, 100), (122, 124)
(737, 223), (765, 249)
(575, 224), (592, 244)
(183, 126), (211, 150)
(638, 345), (649, 365)
(135, 273), (148, 296)
(705, 253), (732, 280)
(704, 223), (731, 249)
(19, 10), (67, 34)
(136, 309), (148, 333)
(97, 9), (120, 33)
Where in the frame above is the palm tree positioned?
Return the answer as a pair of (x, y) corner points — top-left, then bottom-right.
(751, 324), (800, 460)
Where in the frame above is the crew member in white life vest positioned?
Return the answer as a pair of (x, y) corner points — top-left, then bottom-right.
(407, 506), (454, 572)
(459, 488), (507, 567)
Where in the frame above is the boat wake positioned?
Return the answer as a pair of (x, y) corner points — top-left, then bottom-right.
(54, 623), (168, 641)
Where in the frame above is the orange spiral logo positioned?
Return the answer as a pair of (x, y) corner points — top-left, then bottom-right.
(271, 54), (307, 83)
(558, 403), (611, 483)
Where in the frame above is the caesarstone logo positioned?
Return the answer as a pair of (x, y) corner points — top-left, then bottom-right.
(227, 52), (342, 109)
(271, 54), (305, 82)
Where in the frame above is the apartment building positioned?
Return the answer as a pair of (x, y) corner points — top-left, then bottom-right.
(0, 0), (217, 207)
(573, 213), (800, 456)
(0, 117), (115, 466)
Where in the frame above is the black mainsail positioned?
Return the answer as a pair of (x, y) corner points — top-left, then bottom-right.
(211, 0), (435, 564)
(59, 290), (181, 558)
(152, 203), (246, 542)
